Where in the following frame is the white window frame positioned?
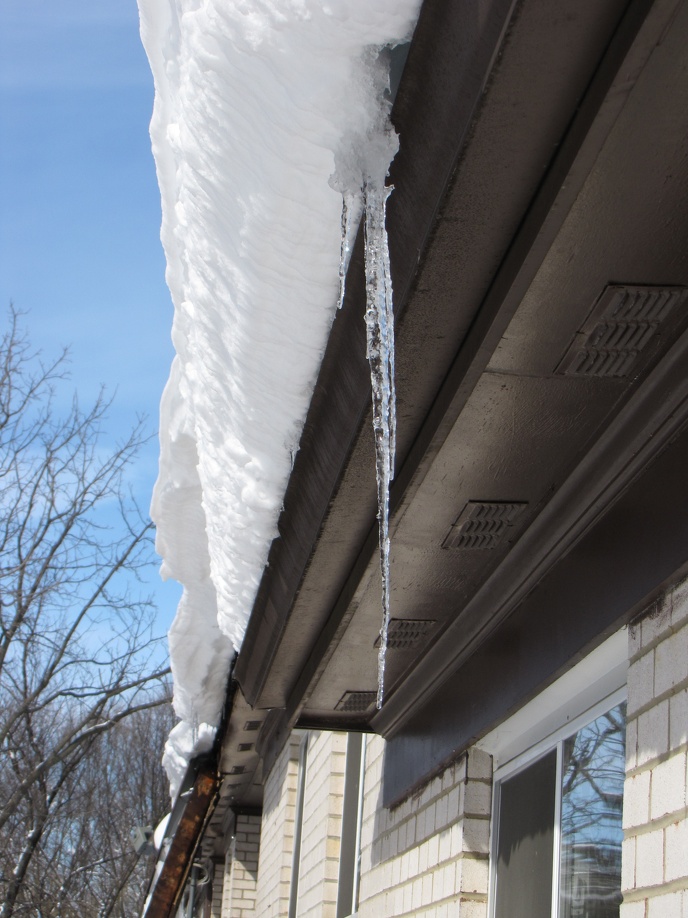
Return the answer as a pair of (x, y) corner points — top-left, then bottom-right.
(481, 628), (628, 918)
(288, 732), (309, 918)
(337, 732), (367, 918)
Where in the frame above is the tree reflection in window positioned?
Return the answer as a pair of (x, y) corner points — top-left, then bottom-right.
(559, 704), (626, 918)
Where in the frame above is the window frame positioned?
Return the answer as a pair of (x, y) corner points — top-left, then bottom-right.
(288, 732), (309, 918)
(336, 732), (367, 918)
(486, 629), (628, 918)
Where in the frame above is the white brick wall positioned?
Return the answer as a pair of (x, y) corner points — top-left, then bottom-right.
(295, 731), (347, 918)
(357, 736), (491, 918)
(239, 582), (688, 918)
(220, 813), (261, 918)
(622, 578), (688, 916)
(211, 857), (225, 918)
(255, 734), (302, 918)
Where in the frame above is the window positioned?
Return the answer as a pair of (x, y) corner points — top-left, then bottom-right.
(336, 732), (366, 918)
(288, 733), (308, 918)
(490, 701), (626, 918)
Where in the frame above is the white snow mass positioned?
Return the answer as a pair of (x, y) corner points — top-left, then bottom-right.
(138, 0), (420, 795)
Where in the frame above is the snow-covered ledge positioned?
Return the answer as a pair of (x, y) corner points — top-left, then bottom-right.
(138, 0), (421, 797)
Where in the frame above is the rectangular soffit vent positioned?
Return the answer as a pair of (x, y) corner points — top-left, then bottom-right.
(443, 501), (527, 550)
(335, 691), (377, 714)
(374, 618), (437, 649)
(556, 285), (688, 378)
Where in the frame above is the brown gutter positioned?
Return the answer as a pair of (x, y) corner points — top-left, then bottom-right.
(141, 755), (219, 918)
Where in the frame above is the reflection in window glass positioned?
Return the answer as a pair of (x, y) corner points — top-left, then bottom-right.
(559, 704), (626, 918)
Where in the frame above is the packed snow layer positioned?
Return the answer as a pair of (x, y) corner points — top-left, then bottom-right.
(139, 0), (420, 788)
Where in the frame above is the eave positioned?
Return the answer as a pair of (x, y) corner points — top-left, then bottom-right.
(216, 0), (688, 807)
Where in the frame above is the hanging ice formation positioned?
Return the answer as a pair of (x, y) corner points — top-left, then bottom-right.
(331, 56), (399, 709)
(336, 191), (362, 312)
(363, 178), (396, 709)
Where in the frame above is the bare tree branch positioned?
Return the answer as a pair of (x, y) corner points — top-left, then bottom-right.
(0, 310), (172, 916)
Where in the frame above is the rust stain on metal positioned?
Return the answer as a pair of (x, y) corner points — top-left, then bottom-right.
(142, 765), (218, 918)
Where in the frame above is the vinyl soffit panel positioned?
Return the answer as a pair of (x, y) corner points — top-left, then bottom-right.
(335, 691), (377, 714)
(443, 501), (528, 551)
(556, 285), (688, 378)
(374, 618), (437, 649)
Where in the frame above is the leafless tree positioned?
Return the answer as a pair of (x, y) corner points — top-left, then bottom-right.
(0, 309), (170, 917)
(38, 699), (174, 917)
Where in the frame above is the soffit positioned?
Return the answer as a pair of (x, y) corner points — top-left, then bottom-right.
(236, 0), (632, 707)
(303, 0), (688, 731)
(224, 0), (688, 793)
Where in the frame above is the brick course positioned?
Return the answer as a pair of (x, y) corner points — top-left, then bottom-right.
(295, 731), (347, 918)
(219, 813), (261, 918)
(237, 590), (688, 918)
(254, 734), (303, 918)
(357, 737), (491, 918)
(622, 579), (688, 917)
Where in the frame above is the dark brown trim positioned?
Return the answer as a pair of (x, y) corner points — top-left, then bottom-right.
(142, 757), (219, 918)
(230, 805), (262, 818)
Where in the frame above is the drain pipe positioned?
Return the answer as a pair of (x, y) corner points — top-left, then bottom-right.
(186, 865), (198, 918)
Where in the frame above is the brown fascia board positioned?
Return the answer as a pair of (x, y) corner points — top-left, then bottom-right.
(234, 0), (524, 707)
(141, 755), (218, 918)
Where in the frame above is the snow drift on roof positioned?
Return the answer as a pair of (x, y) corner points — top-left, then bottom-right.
(138, 0), (420, 795)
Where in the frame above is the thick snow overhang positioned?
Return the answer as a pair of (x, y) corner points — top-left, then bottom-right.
(208, 0), (688, 815)
(141, 0), (424, 797)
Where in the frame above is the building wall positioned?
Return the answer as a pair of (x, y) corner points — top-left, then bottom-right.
(622, 579), (688, 917)
(255, 733), (302, 918)
(211, 856), (224, 917)
(234, 579), (688, 918)
(218, 813), (261, 918)
(295, 731), (347, 918)
(357, 737), (492, 918)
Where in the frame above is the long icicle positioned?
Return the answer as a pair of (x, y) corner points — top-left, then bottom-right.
(363, 178), (396, 709)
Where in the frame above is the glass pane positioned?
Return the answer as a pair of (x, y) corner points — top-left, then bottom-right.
(495, 750), (557, 918)
(559, 703), (626, 918)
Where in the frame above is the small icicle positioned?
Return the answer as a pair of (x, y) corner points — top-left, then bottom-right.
(363, 177), (396, 709)
(336, 190), (363, 311)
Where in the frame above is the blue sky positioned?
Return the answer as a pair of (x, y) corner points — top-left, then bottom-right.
(0, 0), (180, 634)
